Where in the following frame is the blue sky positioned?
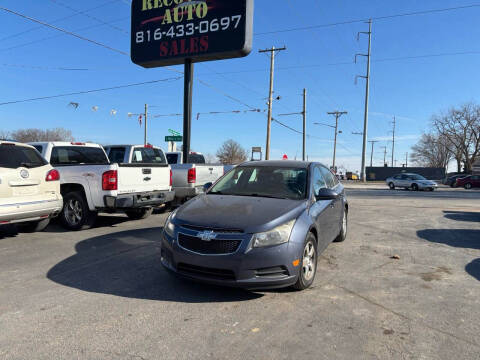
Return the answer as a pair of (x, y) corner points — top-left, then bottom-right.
(1, 0), (480, 172)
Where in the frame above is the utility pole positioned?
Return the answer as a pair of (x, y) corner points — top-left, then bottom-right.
(405, 152), (408, 168)
(303, 88), (307, 161)
(381, 146), (387, 166)
(355, 19), (372, 183)
(144, 104), (148, 146)
(391, 116), (396, 167)
(368, 140), (378, 167)
(328, 111), (347, 171)
(259, 46), (286, 160)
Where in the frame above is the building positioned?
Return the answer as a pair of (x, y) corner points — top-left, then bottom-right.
(365, 167), (446, 181)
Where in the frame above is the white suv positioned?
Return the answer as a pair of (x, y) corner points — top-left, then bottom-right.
(0, 141), (63, 232)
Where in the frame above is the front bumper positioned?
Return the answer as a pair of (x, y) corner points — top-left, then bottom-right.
(0, 198), (63, 223)
(160, 229), (302, 290)
(104, 190), (175, 209)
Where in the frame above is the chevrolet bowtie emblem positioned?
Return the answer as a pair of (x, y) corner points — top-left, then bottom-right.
(197, 230), (217, 242)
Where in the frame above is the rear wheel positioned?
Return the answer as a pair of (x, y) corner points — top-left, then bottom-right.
(464, 183), (472, 189)
(411, 183), (419, 191)
(60, 191), (97, 231)
(388, 182), (395, 190)
(125, 208), (153, 220)
(21, 218), (50, 232)
(292, 233), (317, 291)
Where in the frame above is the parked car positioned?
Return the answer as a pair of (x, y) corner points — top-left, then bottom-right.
(166, 151), (224, 203)
(104, 144), (174, 205)
(456, 175), (480, 189)
(386, 173), (437, 191)
(443, 173), (467, 187)
(0, 141), (62, 231)
(161, 160), (348, 290)
(30, 142), (173, 230)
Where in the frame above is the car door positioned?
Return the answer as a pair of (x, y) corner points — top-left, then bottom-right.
(309, 166), (336, 249)
(320, 166), (343, 236)
(472, 175), (480, 187)
(392, 175), (402, 187)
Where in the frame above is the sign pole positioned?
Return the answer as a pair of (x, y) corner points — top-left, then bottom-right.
(144, 103), (148, 146)
(183, 59), (194, 164)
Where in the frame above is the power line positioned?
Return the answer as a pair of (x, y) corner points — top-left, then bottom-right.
(49, 0), (128, 35)
(0, 0), (119, 42)
(1, 63), (89, 71)
(0, 7), (128, 55)
(0, 77), (181, 106)
(254, 4), (480, 36)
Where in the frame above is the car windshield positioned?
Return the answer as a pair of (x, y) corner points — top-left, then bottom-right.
(208, 166), (308, 200)
(50, 146), (109, 166)
(410, 174), (426, 180)
(132, 147), (167, 164)
(0, 144), (47, 169)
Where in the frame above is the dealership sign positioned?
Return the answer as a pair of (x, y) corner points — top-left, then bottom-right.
(131, 0), (254, 68)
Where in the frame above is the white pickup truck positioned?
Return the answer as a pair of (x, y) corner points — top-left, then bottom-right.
(165, 152), (223, 203)
(30, 142), (174, 230)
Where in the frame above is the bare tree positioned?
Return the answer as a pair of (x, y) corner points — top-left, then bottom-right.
(204, 153), (218, 164)
(216, 140), (248, 165)
(0, 130), (11, 140)
(410, 132), (452, 170)
(11, 128), (74, 143)
(432, 102), (480, 173)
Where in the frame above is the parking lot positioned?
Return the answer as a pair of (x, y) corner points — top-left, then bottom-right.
(1, 185), (479, 360)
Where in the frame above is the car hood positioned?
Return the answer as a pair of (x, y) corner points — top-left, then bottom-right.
(174, 194), (308, 234)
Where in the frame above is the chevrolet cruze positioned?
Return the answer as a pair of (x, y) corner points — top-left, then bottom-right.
(160, 161), (348, 290)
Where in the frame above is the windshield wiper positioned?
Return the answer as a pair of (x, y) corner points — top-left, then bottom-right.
(244, 193), (290, 200)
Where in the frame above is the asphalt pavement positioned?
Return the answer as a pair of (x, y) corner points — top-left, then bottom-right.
(0, 185), (479, 360)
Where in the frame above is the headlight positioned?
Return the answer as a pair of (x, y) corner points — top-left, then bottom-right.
(164, 211), (177, 238)
(252, 219), (296, 248)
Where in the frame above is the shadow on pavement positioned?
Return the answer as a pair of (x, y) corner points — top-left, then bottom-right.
(417, 229), (480, 282)
(443, 210), (480, 223)
(417, 229), (480, 250)
(47, 227), (262, 302)
(0, 225), (18, 240)
(44, 215), (135, 233)
(466, 258), (480, 281)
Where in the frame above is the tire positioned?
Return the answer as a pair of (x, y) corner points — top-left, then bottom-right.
(430, 188), (435, 191)
(411, 183), (419, 191)
(464, 183), (472, 190)
(125, 208), (153, 220)
(21, 218), (50, 232)
(388, 182), (395, 190)
(334, 208), (348, 242)
(292, 233), (318, 291)
(60, 191), (97, 231)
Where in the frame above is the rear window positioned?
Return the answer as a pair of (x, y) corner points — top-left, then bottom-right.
(0, 144), (47, 169)
(51, 146), (109, 166)
(107, 147), (126, 163)
(32, 145), (43, 154)
(132, 147), (167, 164)
(166, 153), (179, 164)
(188, 154), (206, 164)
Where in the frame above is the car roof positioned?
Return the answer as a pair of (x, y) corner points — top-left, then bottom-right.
(0, 140), (35, 149)
(105, 144), (161, 149)
(237, 160), (322, 169)
(29, 141), (102, 147)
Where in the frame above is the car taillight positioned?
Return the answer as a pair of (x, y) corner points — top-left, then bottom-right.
(71, 142), (86, 146)
(102, 170), (118, 190)
(169, 169), (173, 187)
(188, 168), (196, 184)
(46, 169), (60, 181)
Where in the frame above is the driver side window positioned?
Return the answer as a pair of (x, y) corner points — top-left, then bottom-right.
(312, 167), (327, 195)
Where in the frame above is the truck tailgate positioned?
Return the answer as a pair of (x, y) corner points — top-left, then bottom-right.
(117, 165), (170, 194)
(195, 165), (223, 185)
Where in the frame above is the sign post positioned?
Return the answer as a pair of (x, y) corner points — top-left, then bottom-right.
(131, 0), (254, 164)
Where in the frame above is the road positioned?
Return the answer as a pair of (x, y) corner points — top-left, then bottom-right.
(0, 186), (479, 359)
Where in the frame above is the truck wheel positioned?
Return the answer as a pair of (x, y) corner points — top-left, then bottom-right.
(125, 208), (153, 220)
(60, 191), (97, 231)
(21, 218), (50, 233)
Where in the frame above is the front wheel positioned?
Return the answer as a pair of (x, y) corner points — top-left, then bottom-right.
(292, 233), (317, 291)
(388, 182), (395, 190)
(464, 183), (472, 189)
(334, 209), (348, 242)
(60, 191), (97, 231)
(411, 183), (419, 191)
(125, 208), (153, 220)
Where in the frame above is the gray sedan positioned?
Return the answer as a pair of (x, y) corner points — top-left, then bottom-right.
(386, 173), (438, 191)
(161, 161), (348, 290)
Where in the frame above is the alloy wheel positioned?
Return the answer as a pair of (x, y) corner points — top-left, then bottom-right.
(302, 241), (316, 282)
(65, 199), (83, 226)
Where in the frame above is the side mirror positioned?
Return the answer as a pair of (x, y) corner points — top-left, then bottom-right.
(315, 188), (339, 200)
(203, 182), (213, 192)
